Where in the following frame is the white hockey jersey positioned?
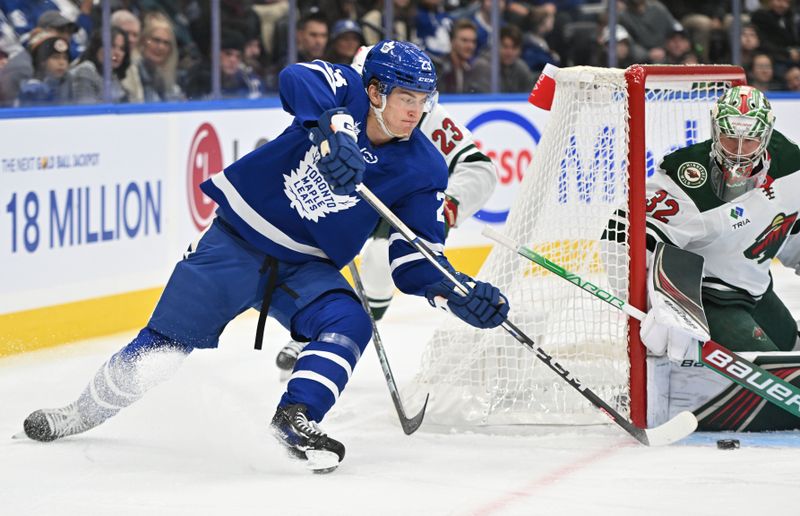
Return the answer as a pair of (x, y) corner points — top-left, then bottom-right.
(640, 130), (800, 300)
(417, 103), (497, 226)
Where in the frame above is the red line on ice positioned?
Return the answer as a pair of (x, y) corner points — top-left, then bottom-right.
(466, 444), (624, 516)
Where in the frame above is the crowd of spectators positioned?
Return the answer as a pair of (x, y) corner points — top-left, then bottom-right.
(1, 0), (800, 107)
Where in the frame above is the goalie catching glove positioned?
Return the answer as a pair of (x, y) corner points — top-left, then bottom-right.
(640, 242), (711, 362)
(425, 271), (509, 329)
(309, 108), (365, 195)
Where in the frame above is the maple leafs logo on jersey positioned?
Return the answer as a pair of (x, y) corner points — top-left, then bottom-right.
(743, 212), (798, 263)
(283, 147), (359, 222)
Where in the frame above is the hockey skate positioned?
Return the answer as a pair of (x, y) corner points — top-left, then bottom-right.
(275, 339), (306, 380)
(22, 402), (102, 442)
(270, 404), (345, 473)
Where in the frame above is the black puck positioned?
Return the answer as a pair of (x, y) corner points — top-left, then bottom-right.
(716, 439), (740, 450)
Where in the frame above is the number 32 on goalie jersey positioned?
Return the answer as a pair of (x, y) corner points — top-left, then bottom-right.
(646, 189), (680, 223)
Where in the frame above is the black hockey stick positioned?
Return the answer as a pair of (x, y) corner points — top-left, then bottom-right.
(347, 261), (429, 434)
(483, 227), (800, 421)
(353, 184), (696, 446)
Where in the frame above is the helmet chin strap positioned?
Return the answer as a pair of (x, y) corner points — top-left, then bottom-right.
(370, 94), (407, 139)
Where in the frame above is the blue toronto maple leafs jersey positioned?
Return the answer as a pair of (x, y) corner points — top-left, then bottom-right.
(200, 60), (451, 295)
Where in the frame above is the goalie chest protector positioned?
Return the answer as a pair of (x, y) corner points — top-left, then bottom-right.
(648, 130), (800, 299)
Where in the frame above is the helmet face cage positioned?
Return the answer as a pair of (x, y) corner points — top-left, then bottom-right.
(362, 40), (438, 110)
(710, 86), (774, 181)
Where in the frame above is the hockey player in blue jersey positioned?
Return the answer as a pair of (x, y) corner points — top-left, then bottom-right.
(21, 41), (510, 473)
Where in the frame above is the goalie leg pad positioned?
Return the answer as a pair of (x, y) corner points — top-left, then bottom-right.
(649, 352), (800, 431)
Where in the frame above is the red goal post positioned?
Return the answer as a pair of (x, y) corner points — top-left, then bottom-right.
(626, 65), (746, 426)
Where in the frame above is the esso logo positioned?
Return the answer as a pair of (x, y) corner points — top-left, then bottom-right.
(468, 110), (540, 223)
(187, 123), (222, 231)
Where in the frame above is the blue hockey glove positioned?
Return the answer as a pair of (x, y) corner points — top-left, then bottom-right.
(425, 272), (510, 329)
(309, 108), (365, 196)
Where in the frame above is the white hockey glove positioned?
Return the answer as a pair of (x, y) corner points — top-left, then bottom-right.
(640, 243), (711, 363)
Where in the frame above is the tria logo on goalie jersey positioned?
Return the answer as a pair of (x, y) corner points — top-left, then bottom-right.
(743, 212), (798, 263)
(729, 206), (751, 230)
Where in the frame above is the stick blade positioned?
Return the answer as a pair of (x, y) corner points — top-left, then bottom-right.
(400, 393), (429, 435)
(643, 410), (698, 446)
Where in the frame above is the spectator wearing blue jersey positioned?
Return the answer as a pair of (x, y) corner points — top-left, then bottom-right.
(520, 4), (560, 72)
(1, 2), (93, 61)
(21, 40), (510, 474)
(416, 0), (453, 58)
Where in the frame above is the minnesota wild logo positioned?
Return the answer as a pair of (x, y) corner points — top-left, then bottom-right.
(677, 162), (707, 188)
(743, 212), (798, 263)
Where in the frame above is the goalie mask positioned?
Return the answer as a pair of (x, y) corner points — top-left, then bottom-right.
(709, 85), (774, 202)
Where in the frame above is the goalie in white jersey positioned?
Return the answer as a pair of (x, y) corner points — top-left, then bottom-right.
(276, 45), (498, 372)
(606, 85), (800, 431)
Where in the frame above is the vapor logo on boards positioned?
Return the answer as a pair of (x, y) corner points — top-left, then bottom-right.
(468, 110), (540, 223)
(187, 123), (222, 231)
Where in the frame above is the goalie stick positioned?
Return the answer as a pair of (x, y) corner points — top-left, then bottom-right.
(482, 227), (800, 421)
(347, 261), (429, 434)
(352, 183), (695, 446)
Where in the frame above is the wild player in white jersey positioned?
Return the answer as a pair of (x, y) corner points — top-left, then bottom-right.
(609, 85), (800, 431)
(276, 45), (497, 372)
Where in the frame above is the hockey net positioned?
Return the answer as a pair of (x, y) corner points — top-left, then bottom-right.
(411, 65), (745, 429)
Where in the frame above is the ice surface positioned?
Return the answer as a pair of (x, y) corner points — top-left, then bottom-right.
(3, 266), (800, 515)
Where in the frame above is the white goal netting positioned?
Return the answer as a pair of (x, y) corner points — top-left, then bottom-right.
(410, 66), (737, 428)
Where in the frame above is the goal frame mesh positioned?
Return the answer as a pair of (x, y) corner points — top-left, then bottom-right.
(410, 65), (746, 431)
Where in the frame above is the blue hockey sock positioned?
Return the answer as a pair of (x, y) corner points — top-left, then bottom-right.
(280, 292), (371, 421)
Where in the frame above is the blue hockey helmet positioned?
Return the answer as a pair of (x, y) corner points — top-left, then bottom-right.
(362, 40), (437, 96)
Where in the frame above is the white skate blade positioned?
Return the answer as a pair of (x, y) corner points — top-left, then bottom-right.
(305, 449), (341, 474)
(643, 410), (698, 446)
(11, 431), (27, 440)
